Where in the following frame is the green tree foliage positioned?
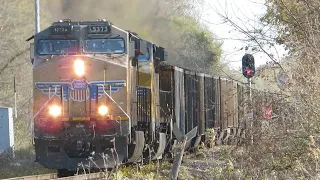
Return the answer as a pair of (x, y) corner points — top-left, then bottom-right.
(166, 16), (222, 73)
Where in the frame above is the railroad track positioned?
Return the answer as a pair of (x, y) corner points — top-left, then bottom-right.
(3, 172), (107, 180)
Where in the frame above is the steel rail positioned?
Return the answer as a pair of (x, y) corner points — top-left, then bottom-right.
(3, 172), (107, 180)
(4, 173), (57, 180)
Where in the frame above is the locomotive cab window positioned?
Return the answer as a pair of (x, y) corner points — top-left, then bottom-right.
(138, 45), (151, 61)
(37, 39), (78, 55)
(83, 38), (125, 54)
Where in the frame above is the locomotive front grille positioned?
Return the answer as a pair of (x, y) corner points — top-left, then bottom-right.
(70, 89), (89, 102)
(68, 88), (90, 117)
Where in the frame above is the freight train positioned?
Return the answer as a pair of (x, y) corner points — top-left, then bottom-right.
(28, 19), (249, 177)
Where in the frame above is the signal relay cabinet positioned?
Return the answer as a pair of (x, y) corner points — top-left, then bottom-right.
(0, 107), (14, 157)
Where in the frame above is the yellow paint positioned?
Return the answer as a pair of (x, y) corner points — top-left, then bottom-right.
(97, 115), (129, 121)
(71, 117), (90, 121)
(58, 116), (129, 121)
(138, 71), (151, 87)
(61, 118), (69, 121)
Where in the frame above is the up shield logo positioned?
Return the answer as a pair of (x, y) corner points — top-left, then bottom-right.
(70, 79), (88, 102)
(71, 79), (87, 90)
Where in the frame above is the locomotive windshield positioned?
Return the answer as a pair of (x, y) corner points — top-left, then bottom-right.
(37, 39), (78, 55)
(83, 38), (125, 54)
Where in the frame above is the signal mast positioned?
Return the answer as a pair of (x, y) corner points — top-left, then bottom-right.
(242, 53), (255, 145)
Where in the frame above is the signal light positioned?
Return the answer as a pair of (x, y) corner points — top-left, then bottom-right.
(49, 105), (62, 117)
(98, 105), (109, 116)
(242, 54), (255, 78)
(74, 59), (85, 77)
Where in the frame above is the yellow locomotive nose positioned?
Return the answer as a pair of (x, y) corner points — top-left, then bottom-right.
(74, 59), (85, 77)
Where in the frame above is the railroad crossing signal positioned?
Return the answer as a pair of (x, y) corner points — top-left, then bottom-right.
(242, 54), (255, 78)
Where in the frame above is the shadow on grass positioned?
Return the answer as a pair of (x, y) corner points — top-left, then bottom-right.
(0, 146), (54, 179)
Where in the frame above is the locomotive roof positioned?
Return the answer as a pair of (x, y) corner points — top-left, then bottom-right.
(51, 19), (112, 25)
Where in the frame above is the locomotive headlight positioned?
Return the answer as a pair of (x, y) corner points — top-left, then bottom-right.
(49, 105), (62, 117)
(74, 59), (85, 76)
(98, 105), (109, 116)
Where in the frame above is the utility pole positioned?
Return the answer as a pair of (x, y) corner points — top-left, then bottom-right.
(35, 0), (40, 33)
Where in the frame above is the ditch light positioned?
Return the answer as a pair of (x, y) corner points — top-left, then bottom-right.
(49, 105), (62, 117)
(98, 105), (109, 116)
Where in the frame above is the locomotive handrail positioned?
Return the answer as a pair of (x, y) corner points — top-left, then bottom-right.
(29, 95), (55, 137)
(101, 85), (129, 119)
(32, 95), (55, 120)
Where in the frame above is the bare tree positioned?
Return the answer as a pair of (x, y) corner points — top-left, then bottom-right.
(195, 0), (320, 179)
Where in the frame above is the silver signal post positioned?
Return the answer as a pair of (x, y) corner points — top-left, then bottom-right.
(248, 77), (253, 145)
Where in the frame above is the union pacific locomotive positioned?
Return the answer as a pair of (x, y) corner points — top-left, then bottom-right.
(29, 19), (248, 176)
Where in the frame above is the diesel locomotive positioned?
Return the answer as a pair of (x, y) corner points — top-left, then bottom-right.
(28, 19), (248, 176)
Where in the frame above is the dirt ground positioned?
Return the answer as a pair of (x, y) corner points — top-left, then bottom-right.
(178, 147), (226, 179)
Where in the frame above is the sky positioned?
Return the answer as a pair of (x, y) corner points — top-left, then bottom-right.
(199, 0), (286, 70)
